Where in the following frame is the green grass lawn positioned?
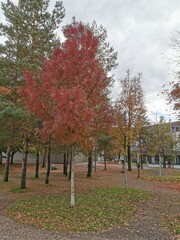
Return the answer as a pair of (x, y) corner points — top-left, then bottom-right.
(9, 187), (32, 193)
(141, 175), (180, 182)
(165, 215), (180, 235)
(7, 188), (152, 232)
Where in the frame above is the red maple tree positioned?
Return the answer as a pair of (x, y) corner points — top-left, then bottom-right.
(19, 19), (113, 206)
(21, 20), (110, 142)
(170, 82), (180, 116)
(163, 81), (180, 119)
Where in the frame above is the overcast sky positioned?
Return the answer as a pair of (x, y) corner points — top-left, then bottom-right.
(0, 0), (180, 122)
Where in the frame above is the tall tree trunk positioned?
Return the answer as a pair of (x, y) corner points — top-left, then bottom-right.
(20, 137), (29, 189)
(63, 152), (67, 175)
(137, 153), (140, 178)
(121, 159), (125, 173)
(0, 151), (2, 164)
(4, 147), (11, 182)
(10, 151), (15, 164)
(45, 137), (51, 184)
(65, 151), (69, 177)
(87, 151), (92, 177)
(94, 150), (97, 172)
(69, 153), (72, 180)
(127, 145), (132, 171)
(41, 145), (47, 168)
(35, 148), (39, 178)
(137, 165), (140, 178)
(104, 151), (107, 171)
(123, 154), (128, 189)
(122, 136), (126, 173)
(163, 156), (166, 168)
(140, 155), (143, 169)
(70, 146), (75, 207)
(159, 154), (162, 177)
(145, 154), (148, 164)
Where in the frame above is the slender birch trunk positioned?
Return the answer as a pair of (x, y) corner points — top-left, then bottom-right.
(70, 146), (75, 207)
(45, 137), (51, 184)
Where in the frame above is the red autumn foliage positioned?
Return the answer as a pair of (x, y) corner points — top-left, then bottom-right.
(170, 82), (180, 111)
(19, 20), (113, 148)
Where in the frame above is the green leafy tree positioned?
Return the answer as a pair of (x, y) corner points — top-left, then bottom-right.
(97, 133), (115, 171)
(0, 97), (26, 182)
(0, 0), (65, 88)
(136, 118), (151, 167)
(0, 0), (65, 189)
(149, 117), (176, 169)
(90, 21), (118, 74)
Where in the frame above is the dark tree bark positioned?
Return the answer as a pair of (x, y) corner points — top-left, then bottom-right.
(87, 151), (92, 177)
(41, 145), (47, 168)
(137, 162), (140, 178)
(63, 152), (67, 175)
(104, 152), (107, 171)
(69, 151), (72, 180)
(121, 159), (125, 173)
(35, 148), (39, 178)
(94, 151), (97, 172)
(20, 137), (29, 189)
(163, 156), (166, 168)
(4, 147), (11, 182)
(0, 151), (2, 164)
(64, 151), (69, 177)
(45, 137), (51, 184)
(10, 150), (15, 164)
(140, 156), (143, 169)
(127, 145), (132, 171)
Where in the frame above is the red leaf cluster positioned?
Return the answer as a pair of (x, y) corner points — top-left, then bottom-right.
(171, 82), (180, 111)
(19, 20), (113, 148)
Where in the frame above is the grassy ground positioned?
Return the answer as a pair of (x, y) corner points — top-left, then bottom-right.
(164, 215), (180, 235)
(7, 188), (152, 232)
(0, 162), (179, 235)
(141, 175), (180, 182)
(131, 165), (180, 183)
